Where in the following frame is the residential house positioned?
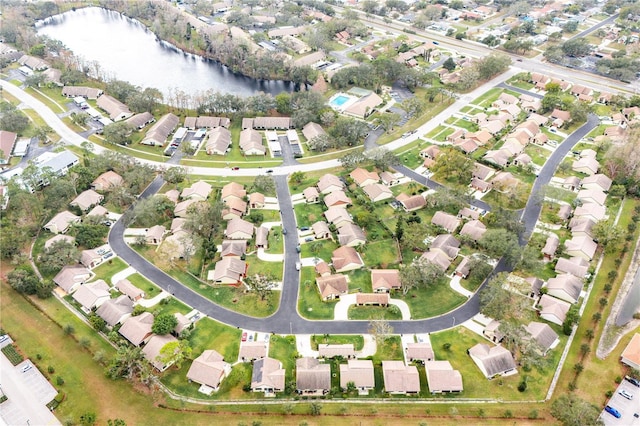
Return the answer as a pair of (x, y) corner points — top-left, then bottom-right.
(550, 109), (571, 127)
(343, 92), (384, 119)
(458, 207), (480, 221)
(302, 122), (326, 142)
(251, 357), (286, 394)
(455, 256), (471, 278)
(574, 203), (607, 224)
(96, 94), (132, 121)
(115, 278), (145, 301)
(337, 223), (366, 247)
(382, 361), (421, 394)
(350, 168), (379, 187)
(72, 279), (111, 312)
(380, 171), (402, 187)
(88, 205), (108, 217)
(459, 220), (487, 241)
(53, 265), (91, 294)
(96, 295), (133, 327)
(44, 234), (75, 250)
(239, 342), (267, 362)
(431, 211), (461, 233)
(0, 130), (17, 164)
(483, 149), (510, 168)
(239, 128), (266, 155)
(242, 117), (292, 130)
(421, 250), (453, 272)
(318, 344), (356, 359)
(331, 246), (364, 272)
(44, 211), (81, 234)
(492, 172), (519, 192)
(141, 113), (179, 146)
(315, 261), (332, 277)
(92, 171), (123, 191)
(371, 269), (401, 293)
(406, 343), (435, 363)
(430, 234), (461, 260)
(524, 322), (559, 355)
(471, 177), (491, 193)
(555, 257), (589, 278)
(324, 190), (352, 208)
(182, 180), (213, 201)
(224, 218), (254, 240)
(221, 240), (247, 258)
(183, 116), (230, 129)
(483, 320), (504, 343)
(562, 176), (581, 191)
(208, 258), (247, 284)
(581, 174), (612, 192)
(61, 86), (103, 99)
(80, 248), (104, 269)
(468, 343), (517, 379)
(173, 199), (199, 218)
(324, 206), (353, 227)
(425, 361), (463, 393)
(546, 274), (583, 304)
(249, 192), (265, 209)
(569, 217), (596, 238)
(362, 183), (393, 202)
(303, 187), (320, 204)
(577, 188), (607, 206)
(316, 274), (349, 300)
(538, 294), (571, 325)
(221, 182), (246, 203)
(356, 293), (389, 306)
(620, 333), (640, 370)
(186, 349), (231, 392)
(527, 276), (544, 299)
(473, 163), (495, 181)
(255, 226), (269, 249)
(125, 112), (155, 130)
(296, 357), (331, 395)
(317, 173), (345, 194)
(312, 221), (331, 240)
(18, 54), (49, 71)
(119, 312), (154, 346)
(565, 235), (598, 261)
(205, 127), (232, 155)
(143, 334), (179, 371)
(340, 360), (375, 394)
(541, 234), (560, 261)
(222, 198), (247, 220)
(399, 194), (426, 212)
(572, 157), (599, 176)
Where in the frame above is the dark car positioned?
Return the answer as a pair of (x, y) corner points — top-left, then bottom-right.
(300, 226), (309, 231)
(626, 376), (640, 387)
(232, 166), (240, 170)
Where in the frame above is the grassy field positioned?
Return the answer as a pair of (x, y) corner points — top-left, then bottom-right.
(268, 334), (297, 386)
(348, 305), (403, 320)
(298, 267), (337, 320)
(126, 273), (162, 299)
(360, 239), (400, 269)
(372, 336), (404, 363)
(90, 257), (128, 283)
(396, 282), (467, 319)
(187, 317), (241, 361)
(294, 202), (325, 228)
(310, 335), (365, 351)
(245, 256), (284, 280)
(266, 226), (284, 254)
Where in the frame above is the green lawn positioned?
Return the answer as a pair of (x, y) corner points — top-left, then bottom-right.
(348, 305), (403, 320)
(396, 282), (467, 319)
(294, 203), (325, 228)
(298, 267), (337, 320)
(430, 327), (560, 400)
(471, 87), (502, 108)
(265, 226), (284, 254)
(300, 239), (339, 264)
(372, 336), (404, 363)
(169, 269), (279, 317)
(187, 317), (241, 361)
(268, 334), (297, 388)
(160, 361), (254, 400)
(524, 144), (551, 167)
(126, 273), (162, 299)
(148, 296), (192, 316)
(245, 256), (284, 280)
(90, 257), (128, 283)
(310, 334), (365, 351)
(360, 239), (400, 269)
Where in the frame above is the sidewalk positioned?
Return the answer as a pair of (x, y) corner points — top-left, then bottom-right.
(111, 266), (136, 285)
(333, 295), (411, 320)
(137, 290), (172, 308)
(256, 248), (284, 262)
(449, 276), (473, 298)
(296, 334), (319, 358)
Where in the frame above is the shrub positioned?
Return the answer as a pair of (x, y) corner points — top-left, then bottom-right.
(56, 376), (65, 386)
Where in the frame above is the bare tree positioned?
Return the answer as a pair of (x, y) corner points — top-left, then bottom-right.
(369, 319), (394, 344)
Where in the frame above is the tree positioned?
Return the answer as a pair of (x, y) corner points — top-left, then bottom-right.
(152, 313), (178, 335)
(560, 38), (591, 57)
(479, 273), (528, 321)
(563, 20), (579, 33)
(592, 220), (624, 252)
(163, 167), (186, 184)
(89, 314), (107, 333)
(129, 195), (175, 228)
(475, 54), (511, 80)
(33, 125), (54, 144)
(24, 73), (45, 88)
(466, 257), (493, 288)
(251, 175), (275, 195)
(74, 224), (108, 248)
(399, 257), (445, 295)
(550, 394), (601, 426)
(367, 147), (399, 170)
(39, 240), (79, 275)
(605, 125), (640, 196)
(0, 108), (29, 134)
(245, 274), (275, 301)
(368, 319), (393, 344)
(103, 122), (132, 146)
(442, 57), (457, 72)
(377, 112), (401, 133)
(479, 229), (521, 266)
(157, 340), (192, 369)
(71, 112), (89, 127)
(106, 344), (145, 380)
(291, 171), (306, 185)
(7, 267), (39, 295)
(338, 151), (366, 170)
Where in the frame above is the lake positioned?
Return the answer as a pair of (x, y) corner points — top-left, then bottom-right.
(37, 7), (292, 99)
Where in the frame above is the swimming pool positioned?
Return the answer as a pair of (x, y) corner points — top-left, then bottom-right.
(331, 95), (350, 107)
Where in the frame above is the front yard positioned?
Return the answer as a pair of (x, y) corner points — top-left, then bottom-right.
(396, 283), (467, 319)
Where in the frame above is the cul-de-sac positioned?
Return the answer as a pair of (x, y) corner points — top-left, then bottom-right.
(1, 0), (640, 425)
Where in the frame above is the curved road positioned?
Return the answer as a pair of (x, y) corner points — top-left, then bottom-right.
(4, 79), (598, 334)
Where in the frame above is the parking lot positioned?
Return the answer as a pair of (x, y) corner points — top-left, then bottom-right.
(600, 377), (640, 425)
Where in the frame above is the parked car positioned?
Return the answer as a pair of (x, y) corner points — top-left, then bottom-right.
(232, 166), (240, 170)
(619, 389), (633, 400)
(295, 262), (301, 271)
(626, 376), (640, 387)
(604, 405), (621, 419)
(300, 226), (309, 231)
(21, 363), (32, 373)
(0, 335), (8, 343)
(304, 237), (314, 242)
(241, 332), (247, 342)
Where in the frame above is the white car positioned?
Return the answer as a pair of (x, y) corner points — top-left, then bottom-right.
(21, 363), (32, 373)
(295, 262), (301, 271)
(619, 389), (634, 400)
